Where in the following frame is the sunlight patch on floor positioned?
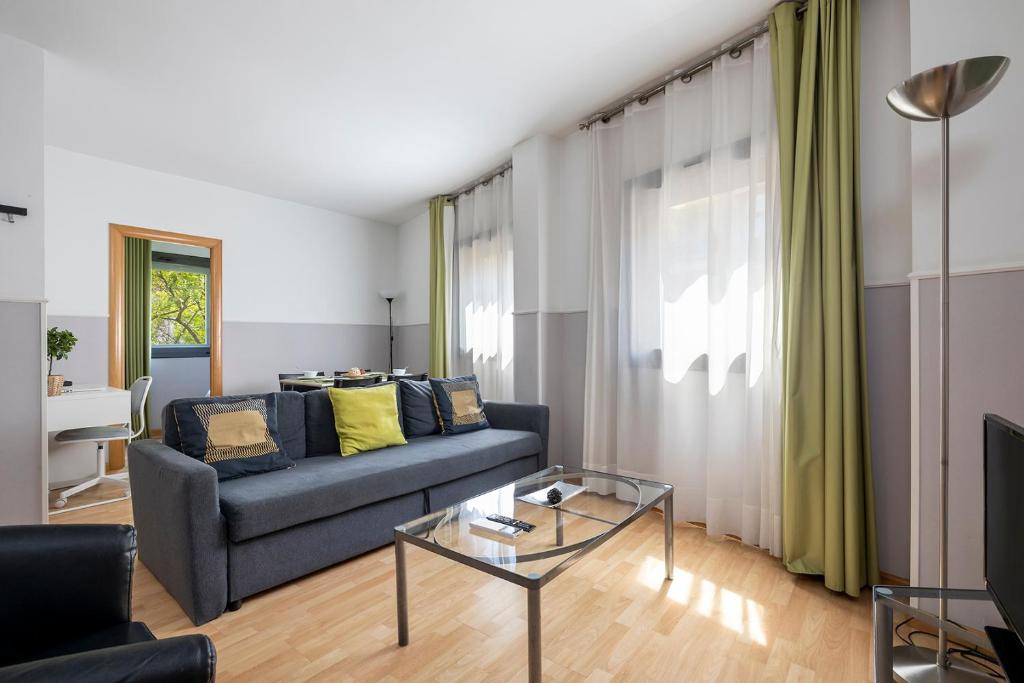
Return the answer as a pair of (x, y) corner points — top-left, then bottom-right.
(746, 598), (767, 646)
(637, 556), (694, 604)
(636, 556), (768, 646)
(720, 587), (743, 634)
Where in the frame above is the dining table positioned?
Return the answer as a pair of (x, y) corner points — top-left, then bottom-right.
(279, 372), (390, 392)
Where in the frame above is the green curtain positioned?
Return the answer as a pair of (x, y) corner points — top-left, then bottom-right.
(428, 196), (450, 378)
(124, 237), (151, 438)
(769, 0), (879, 596)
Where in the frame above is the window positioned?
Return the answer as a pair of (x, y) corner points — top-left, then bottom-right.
(450, 171), (515, 401)
(150, 251), (211, 358)
(624, 136), (758, 374)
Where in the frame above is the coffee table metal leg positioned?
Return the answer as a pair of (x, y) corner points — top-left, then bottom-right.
(396, 536), (409, 646)
(555, 507), (563, 547)
(664, 493), (674, 580)
(528, 586), (541, 683)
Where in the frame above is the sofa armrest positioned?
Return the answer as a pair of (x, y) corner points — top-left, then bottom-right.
(0, 525), (135, 658)
(0, 635), (216, 683)
(128, 440), (228, 626)
(484, 402), (550, 470)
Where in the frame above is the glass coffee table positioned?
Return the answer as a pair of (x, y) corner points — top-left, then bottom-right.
(394, 465), (674, 682)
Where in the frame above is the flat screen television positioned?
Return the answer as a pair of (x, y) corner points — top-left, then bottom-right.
(985, 414), (1024, 650)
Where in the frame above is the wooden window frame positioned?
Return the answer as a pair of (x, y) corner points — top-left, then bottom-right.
(108, 224), (223, 469)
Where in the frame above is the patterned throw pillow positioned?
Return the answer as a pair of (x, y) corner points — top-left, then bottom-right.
(171, 394), (294, 480)
(428, 375), (490, 435)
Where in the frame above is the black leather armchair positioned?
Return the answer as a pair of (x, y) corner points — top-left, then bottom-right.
(0, 524), (216, 682)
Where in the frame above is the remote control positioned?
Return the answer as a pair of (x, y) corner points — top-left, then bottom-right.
(486, 514), (535, 532)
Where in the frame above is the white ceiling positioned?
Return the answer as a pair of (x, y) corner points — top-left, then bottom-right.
(0, 0), (775, 224)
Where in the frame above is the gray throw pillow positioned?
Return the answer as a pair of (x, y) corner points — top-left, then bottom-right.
(398, 379), (442, 438)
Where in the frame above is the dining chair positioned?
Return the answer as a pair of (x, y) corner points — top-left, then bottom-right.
(333, 375), (383, 388)
(388, 372), (428, 382)
(279, 372), (324, 392)
(52, 376), (153, 511)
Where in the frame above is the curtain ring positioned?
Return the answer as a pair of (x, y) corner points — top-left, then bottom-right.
(681, 74), (692, 84)
(638, 95), (649, 105)
(729, 46), (743, 59)
(600, 114), (611, 124)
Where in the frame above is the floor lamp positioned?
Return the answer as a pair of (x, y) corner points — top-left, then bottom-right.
(886, 55), (1009, 682)
(379, 290), (400, 373)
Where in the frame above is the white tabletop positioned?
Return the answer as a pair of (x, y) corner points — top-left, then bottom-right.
(47, 386), (129, 401)
(47, 386), (131, 432)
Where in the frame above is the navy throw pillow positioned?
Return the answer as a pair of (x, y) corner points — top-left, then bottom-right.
(171, 394), (294, 481)
(398, 379), (441, 438)
(429, 375), (489, 435)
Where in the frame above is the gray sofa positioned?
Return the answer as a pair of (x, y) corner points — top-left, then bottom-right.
(128, 390), (549, 626)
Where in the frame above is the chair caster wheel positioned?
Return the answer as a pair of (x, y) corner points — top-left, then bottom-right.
(227, 599), (243, 612)
(53, 498), (67, 509)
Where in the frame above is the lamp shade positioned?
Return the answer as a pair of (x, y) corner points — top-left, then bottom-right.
(887, 55), (1009, 121)
(379, 290), (401, 300)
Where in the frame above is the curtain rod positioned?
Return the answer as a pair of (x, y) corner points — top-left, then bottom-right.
(445, 159), (512, 198)
(577, 2), (806, 131)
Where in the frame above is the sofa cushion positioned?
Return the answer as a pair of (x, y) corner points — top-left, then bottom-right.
(170, 395), (294, 481)
(305, 384), (405, 456)
(217, 428), (542, 542)
(165, 391), (307, 459)
(304, 390), (339, 456)
(430, 375), (489, 434)
(399, 379), (442, 437)
(327, 384), (406, 456)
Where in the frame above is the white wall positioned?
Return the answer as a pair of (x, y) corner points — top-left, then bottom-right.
(909, 0), (1023, 275)
(511, 135), (557, 316)
(861, 0), (912, 286)
(0, 33), (44, 300)
(0, 32), (46, 524)
(509, 133), (590, 468)
(395, 211), (429, 326)
(46, 146), (398, 324)
(554, 131), (591, 312)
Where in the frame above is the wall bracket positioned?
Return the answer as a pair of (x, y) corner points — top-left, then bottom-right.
(0, 204), (28, 223)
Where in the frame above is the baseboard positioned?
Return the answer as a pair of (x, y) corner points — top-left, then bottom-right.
(880, 571), (910, 586)
(659, 511), (911, 588)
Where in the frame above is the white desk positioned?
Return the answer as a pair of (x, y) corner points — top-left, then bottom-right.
(47, 387), (131, 487)
(47, 387), (130, 432)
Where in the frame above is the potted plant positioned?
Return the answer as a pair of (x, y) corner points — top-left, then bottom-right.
(47, 327), (78, 396)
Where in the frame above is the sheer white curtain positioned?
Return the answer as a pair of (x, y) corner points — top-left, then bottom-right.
(451, 170), (515, 401)
(583, 35), (783, 555)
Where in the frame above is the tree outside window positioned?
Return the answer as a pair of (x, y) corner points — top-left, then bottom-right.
(151, 268), (208, 346)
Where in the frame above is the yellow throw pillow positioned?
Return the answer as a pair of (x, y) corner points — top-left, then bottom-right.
(327, 384), (407, 456)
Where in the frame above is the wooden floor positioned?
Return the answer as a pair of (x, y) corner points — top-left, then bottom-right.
(56, 498), (875, 681)
(48, 480), (130, 513)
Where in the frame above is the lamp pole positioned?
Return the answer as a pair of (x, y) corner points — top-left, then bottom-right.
(386, 296), (395, 374)
(886, 55), (1008, 683)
